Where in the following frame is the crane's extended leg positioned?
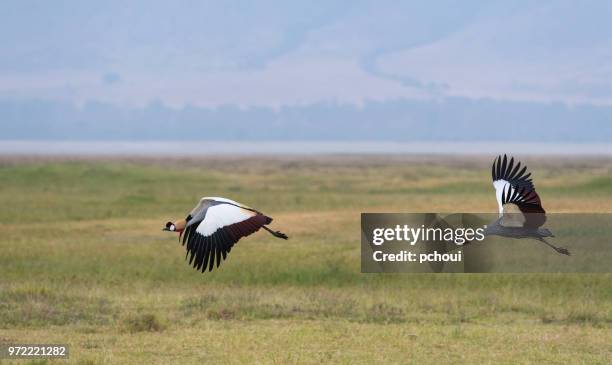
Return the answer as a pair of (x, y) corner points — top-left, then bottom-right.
(536, 237), (570, 256)
(262, 226), (289, 240)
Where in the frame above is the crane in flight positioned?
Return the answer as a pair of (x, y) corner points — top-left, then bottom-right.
(484, 155), (570, 255)
(163, 197), (288, 273)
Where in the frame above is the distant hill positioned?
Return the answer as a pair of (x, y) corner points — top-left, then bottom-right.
(1, 97), (610, 142)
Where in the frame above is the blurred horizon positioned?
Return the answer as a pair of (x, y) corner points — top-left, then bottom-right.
(2, 1), (612, 141)
(2, 140), (611, 156)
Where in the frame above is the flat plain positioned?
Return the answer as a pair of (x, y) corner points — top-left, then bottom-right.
(0, 155), (611, 364)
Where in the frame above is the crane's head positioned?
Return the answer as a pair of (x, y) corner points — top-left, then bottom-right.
(162, 219), (186, 233)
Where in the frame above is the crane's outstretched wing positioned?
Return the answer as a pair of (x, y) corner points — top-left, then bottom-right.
(492, 154), (534, 191)
(501, 184), (546, 228)
(491, 154), (544, 219)
(181, 199), (271, 272)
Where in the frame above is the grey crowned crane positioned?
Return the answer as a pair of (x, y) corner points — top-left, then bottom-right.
(484, 155), (570, 255)
(163, 197), (288, 272)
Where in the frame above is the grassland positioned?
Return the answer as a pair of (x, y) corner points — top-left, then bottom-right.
(0, 155), (611, 364)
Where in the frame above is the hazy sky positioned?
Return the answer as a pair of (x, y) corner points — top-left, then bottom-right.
(3, 0), (612, 108)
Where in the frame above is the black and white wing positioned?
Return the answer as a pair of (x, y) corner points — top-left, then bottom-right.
(181, 197), (272, 272)
(492, 155), (538, 211)
(492, 155), (546, 228)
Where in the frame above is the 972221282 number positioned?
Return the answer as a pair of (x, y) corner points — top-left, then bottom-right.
(1, 344), (69, 359)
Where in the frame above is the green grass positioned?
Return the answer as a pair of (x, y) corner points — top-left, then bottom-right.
(0, 156), (611, 364)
